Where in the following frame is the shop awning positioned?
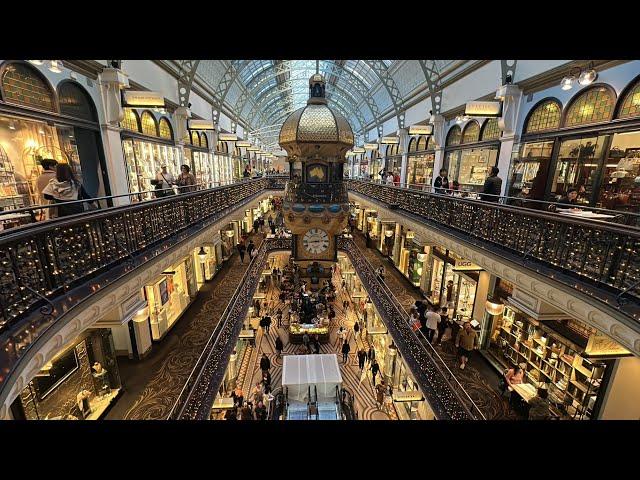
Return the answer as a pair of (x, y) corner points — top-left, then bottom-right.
(282, 354), (342, 403)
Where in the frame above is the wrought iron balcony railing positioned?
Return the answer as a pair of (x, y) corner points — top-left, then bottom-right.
(283, 181), (349, 204)
(346, 179), (640, 323)
(0, 177), (287, 391)
(169, 237), (484, 420)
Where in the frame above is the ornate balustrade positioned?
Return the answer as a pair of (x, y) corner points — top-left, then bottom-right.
(170, 236), (482, 420)
(0, 177), (286, 390)
(346, 180), (640, 321)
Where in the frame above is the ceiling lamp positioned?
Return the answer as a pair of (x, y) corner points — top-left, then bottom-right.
(416, 253), (428, 262)
(485, 299), (505, 316)
(578, 65), (598, 86)
(48, 60), (62, 73)
(197, 246), (207, 263)
(28, 60), (44, 65)
(560, 75), (575, 91)
(455, 115), (464, 124)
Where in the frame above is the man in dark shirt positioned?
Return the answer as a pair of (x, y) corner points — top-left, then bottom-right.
(558, 188), (579, 205)
(434, 168), (449, 193)
(480, 166), (503, 202)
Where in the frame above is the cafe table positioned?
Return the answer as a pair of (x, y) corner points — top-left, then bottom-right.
(555, 208), (616, 220)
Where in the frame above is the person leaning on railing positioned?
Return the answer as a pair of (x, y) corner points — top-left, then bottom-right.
(176, 164), (197, 193)
(42, 164), (97, 217)
(480, 166), (503, 202)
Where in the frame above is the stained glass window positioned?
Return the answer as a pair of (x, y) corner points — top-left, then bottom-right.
(201, 132), (209, 149)
(216, 140), (228, 153)
(525, 99), (561, 133)
(1, 62), (55, 112)
(462, 121), (480, 143)
(140, 111), (158, 137)
(408, 137), (417, 153)
(617, 79), (640, 119)
(191, 131), (200, 146)
(565, 87), (614, 127)
(416, 135), (428, 151)
(121, 109), (140, 131)
(426, 135), (434, 150)
(446, 125), (462, 146)
(58, 81), (96, 121)
(158, 117), (173, 140)
(481, 118), (501, 141)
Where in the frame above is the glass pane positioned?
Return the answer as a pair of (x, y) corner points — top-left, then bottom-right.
(598, 131), (640, 211)
(618, 83), (640, 119)
(457, 147), (499, 192)
(508, 141), (554, 200)
(526, 100), (561, 133)
(121, 109), (139, 132)
(140, 112), (157, 137)
(407, 153), (435, 189)
(462, 122), (480, 143)
(2, 63), (55, 112)
(565, 87), (614, 127)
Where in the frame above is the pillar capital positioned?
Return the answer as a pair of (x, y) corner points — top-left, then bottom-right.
(495, 84), (523, 138)
(429, 114), (446, 149)
(98, 67), (129, 125)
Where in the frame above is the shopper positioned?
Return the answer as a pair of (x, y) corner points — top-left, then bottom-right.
(353, 320), (360, 337)
(393, 172), (400, 187)
(253, 218), (260, 234)
(480, 166), (503, 202)
(231, 386), (244, 407)
(302, 332), (310, 353)
(240, 402), (253, 421)
(559, 188), (579, 206)
(376, 380), (386, 408)
(341, 339), (351, 363)
(357, 349), (367, 371)
(313, 335), (321, 354)
(455, 321), (479, 370)
(386, 172), (394, 184)
(252, 382), (264, 404)
(254, 401), (267, 421)
(276, 309), (283, 327)
(264, 314), (272, 334)
(424, 304), (441, 343)
(154, 165), (175, 197)
(176, 164), (197, 193)
(246, 240), (255, 258)
(36, 158), (58, 202)
(505, 363), (526, 389)
(42, 164), (96, 217)
(259, 353), (271, 374)
(371, 358), (380, 386)
(436, 307), (450, 346)
(237, 242), (246, 264)
(434, 168), (449, 194)
(376, 266), (385, 281)
(528, 388), (551, 420)
(275, 336), (283, 357)
(262, 370), (272, 390)
(259, 216), (266, 233)
(337, 326), (346, 344)
(367, 345), (376, 365)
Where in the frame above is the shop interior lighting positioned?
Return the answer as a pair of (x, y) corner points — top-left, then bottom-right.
(28, 60), (44, 66)
(416, 253), (428, 262)
(485, 300), (505, 316)
(48, 60), (62, 73)
(197, 247), (207, 263)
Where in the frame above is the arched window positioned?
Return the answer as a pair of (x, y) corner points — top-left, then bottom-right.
(234, 146), (241, 157)
(140, 111), (158, 136)
(408, 137), (417, 153)
(58, 81), (97, 122)
(158, 117), (173, 140)
(416, 135), (428, 151)
(426, 136), (435, 150)
(121, 109), (140, 132)
(525, 99), (562, 133)
(200, 132), (209, 149)
(462, 121), (480, 143)
(217, 140), (227, 153)
(481, 118), (501, 141)
(191, 130), (200, 146)
(564, 86), (615, 127)
(391, 143), (399, 156)
(617, 78), (640, 119)
(1, 61), (56, 112)
(446, 125), (462, 146)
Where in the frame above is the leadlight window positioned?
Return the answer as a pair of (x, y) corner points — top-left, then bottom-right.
(121, 109), (140, 132)
(216, 140), (228, 153)
(416, 135), (428, 151)
(201, 132), (209, 149)
(140, 111), (158, 137)
(58, 81), (96, 121)
(462, 121), (480, 143)
(426, 135), (434, 150)
(446, 125), (462, 146)
(617, 80), (640, 119)
(525, 100), (561, 133)
(408, 137), (417, 153)
(1, 62), (55, 112)
(158, 117), (173, 140)
(481, 118), (501, 141)
(191, 130), (200, 146)
(564, 87), (615, 127)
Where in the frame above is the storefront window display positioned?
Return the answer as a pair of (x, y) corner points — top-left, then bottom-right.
(597, 131), (640, 211)
(193, 245), (217, 288)
(15, 329), (122, 420)
(184, 131), (214, 188)
(407, 135), (435, 189)
(145, 256), (196, 341)
(369, 150), (383, 181)
(507, 141), (554, 201)
(384, 143), (402, 178)
(215, 140), (233, 184)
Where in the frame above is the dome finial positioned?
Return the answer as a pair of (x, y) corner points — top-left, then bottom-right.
(308, 74), (327, 105)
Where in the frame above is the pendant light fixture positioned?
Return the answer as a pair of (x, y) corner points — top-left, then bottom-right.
(28, 60), (44, 66)
(48, 60), (62, 73)
(578, 64), (598, 86)
(197, 246), (207, 263)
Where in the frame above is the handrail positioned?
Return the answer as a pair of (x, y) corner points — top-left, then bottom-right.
(346, 179), (640, 312)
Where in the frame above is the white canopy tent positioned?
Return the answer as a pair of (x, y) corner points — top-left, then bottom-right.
(282, 354), (343, 403)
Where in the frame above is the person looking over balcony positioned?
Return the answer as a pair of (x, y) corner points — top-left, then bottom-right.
(559, 188), (579, 206)
(480, 166), (503, 202)
(177, 164), (196, 192)
(434, 168), (449, 193)
(42, 164), (95, 217)
(386, 172), (394, 184)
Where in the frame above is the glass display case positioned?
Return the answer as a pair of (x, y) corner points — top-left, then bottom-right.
(508, 141), (554, 200)
(122, 138), (182, 200)
(407, 152), (435, 189)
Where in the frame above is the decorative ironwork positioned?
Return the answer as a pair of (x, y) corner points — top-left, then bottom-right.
(346, 180), (640, 315)
(284, 182), (349, 204)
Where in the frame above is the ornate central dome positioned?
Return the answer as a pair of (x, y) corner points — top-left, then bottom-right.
(279, 74), (354, 159)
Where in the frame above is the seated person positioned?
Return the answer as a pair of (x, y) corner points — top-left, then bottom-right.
(558, 188), (580, 207)
(504, 363), (525, 391)
(528, 387), (551, 420)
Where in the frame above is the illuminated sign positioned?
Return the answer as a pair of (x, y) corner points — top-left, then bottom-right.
(188, 119), (215, 130)
(123, 90), (165, 107)
(393, 391), (423, 402)
(218, 133), (238, 141)
(405, 230), (415, 239)
(584, 334), (632, 358)
(409, 124), (433, 135)
(465, 101), (502, 117)
(364, 143), (379, 150)
(381, 136), (400, 144)
(452, 260), (483, 271)
(236, 141), (251, 147)
(352, 147), (365, 154)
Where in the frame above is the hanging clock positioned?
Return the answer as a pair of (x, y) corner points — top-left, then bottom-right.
(303, 228), (329, 254)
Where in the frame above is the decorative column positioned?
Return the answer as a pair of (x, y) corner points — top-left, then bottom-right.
(98, 67), (131, 206)
(429, 113), (446, 188)
(173, 106), (191, 170)
(385, 342), (398, 387)
(392, 222), (402, 267)
(398, 128), (409, 186)
(495, 84), (523, 196)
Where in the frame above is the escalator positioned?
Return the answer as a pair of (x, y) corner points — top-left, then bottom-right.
(339, 387), (357, 420)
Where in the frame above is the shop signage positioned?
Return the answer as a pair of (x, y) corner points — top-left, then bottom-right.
(584, 334), (632, 358)
(364, 143), (379, 150)
(405, 230), (415, 239)
(123, 90), (165, 107)
(381, 136), (400, 144)
(392, 391), (423, 402)
(218, 133), (238, 141)
(409, 124), (433, 135)
(465, 100), (502, 117)
(188, 119), (215, 130)
(352, 147), (366, 154)
(452, 260), (482, 271)
(246, 145), (260, 151)
(236, 140), (251, 147)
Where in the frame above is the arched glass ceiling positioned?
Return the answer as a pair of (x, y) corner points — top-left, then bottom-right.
(182, 59), (463, 142)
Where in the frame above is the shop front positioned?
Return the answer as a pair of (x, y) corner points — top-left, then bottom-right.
(220, 223), (237, 260)
(507, 79), (640, 211)
(184, 130), (214, 188)
(0, 61), (108, 218)
(384, 143), (402, 180)
(120, 108), (182, 200)
(11, 328), (122, 420)
(443, 118), (502, 193)
(215, 140), (233, 185)
(406, 135), (435, 189)
(369, 149), (383, 181)
(193, 244), (217, 289)
(144, 255), (197, 341)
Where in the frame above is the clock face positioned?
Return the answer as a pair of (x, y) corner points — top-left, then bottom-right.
(303, 228), (329, 254)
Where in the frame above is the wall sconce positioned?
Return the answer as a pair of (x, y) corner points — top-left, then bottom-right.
(48, 60), (62, 74)
(578, 64), (598, 86)
(561, 65), (597, 90)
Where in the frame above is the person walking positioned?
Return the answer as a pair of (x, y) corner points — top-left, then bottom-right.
(367, 345), (376, 366)
(357, 349), (367, 371)
(455, 321), (479, 370)
(237, 242), (246, 264)
(246, 240), (255, 258)
(276, 309), (283, 328)
(259, 353), (271, 374)
(353, 320), (360, 338)
(480, 166), (503, 202)
(371, 359), (380, 386)
(424, 304), (441, 343)
(341, 339), (351, 363)
(376, 380), (386, 408)
(302, 332), (311, 353)
(153, 165), (175, 198)
(240, 402), (253, 421)
(264, 314), (272, 334)
(253, 218), (260, 234)
(231, 386), (244, 407)
(313, 335), (321, 354)
(337, 326), (346, 345)
(254, 299), (261, 318)
(254, 401), (267, 421)
(436, 307), (450, 346)
(42, 164), (96, 217)
(259, 216), (266, 234)
(176, 164), (196, 193)
(275, 336), (283, 357)
(376, 266), (385, 281)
